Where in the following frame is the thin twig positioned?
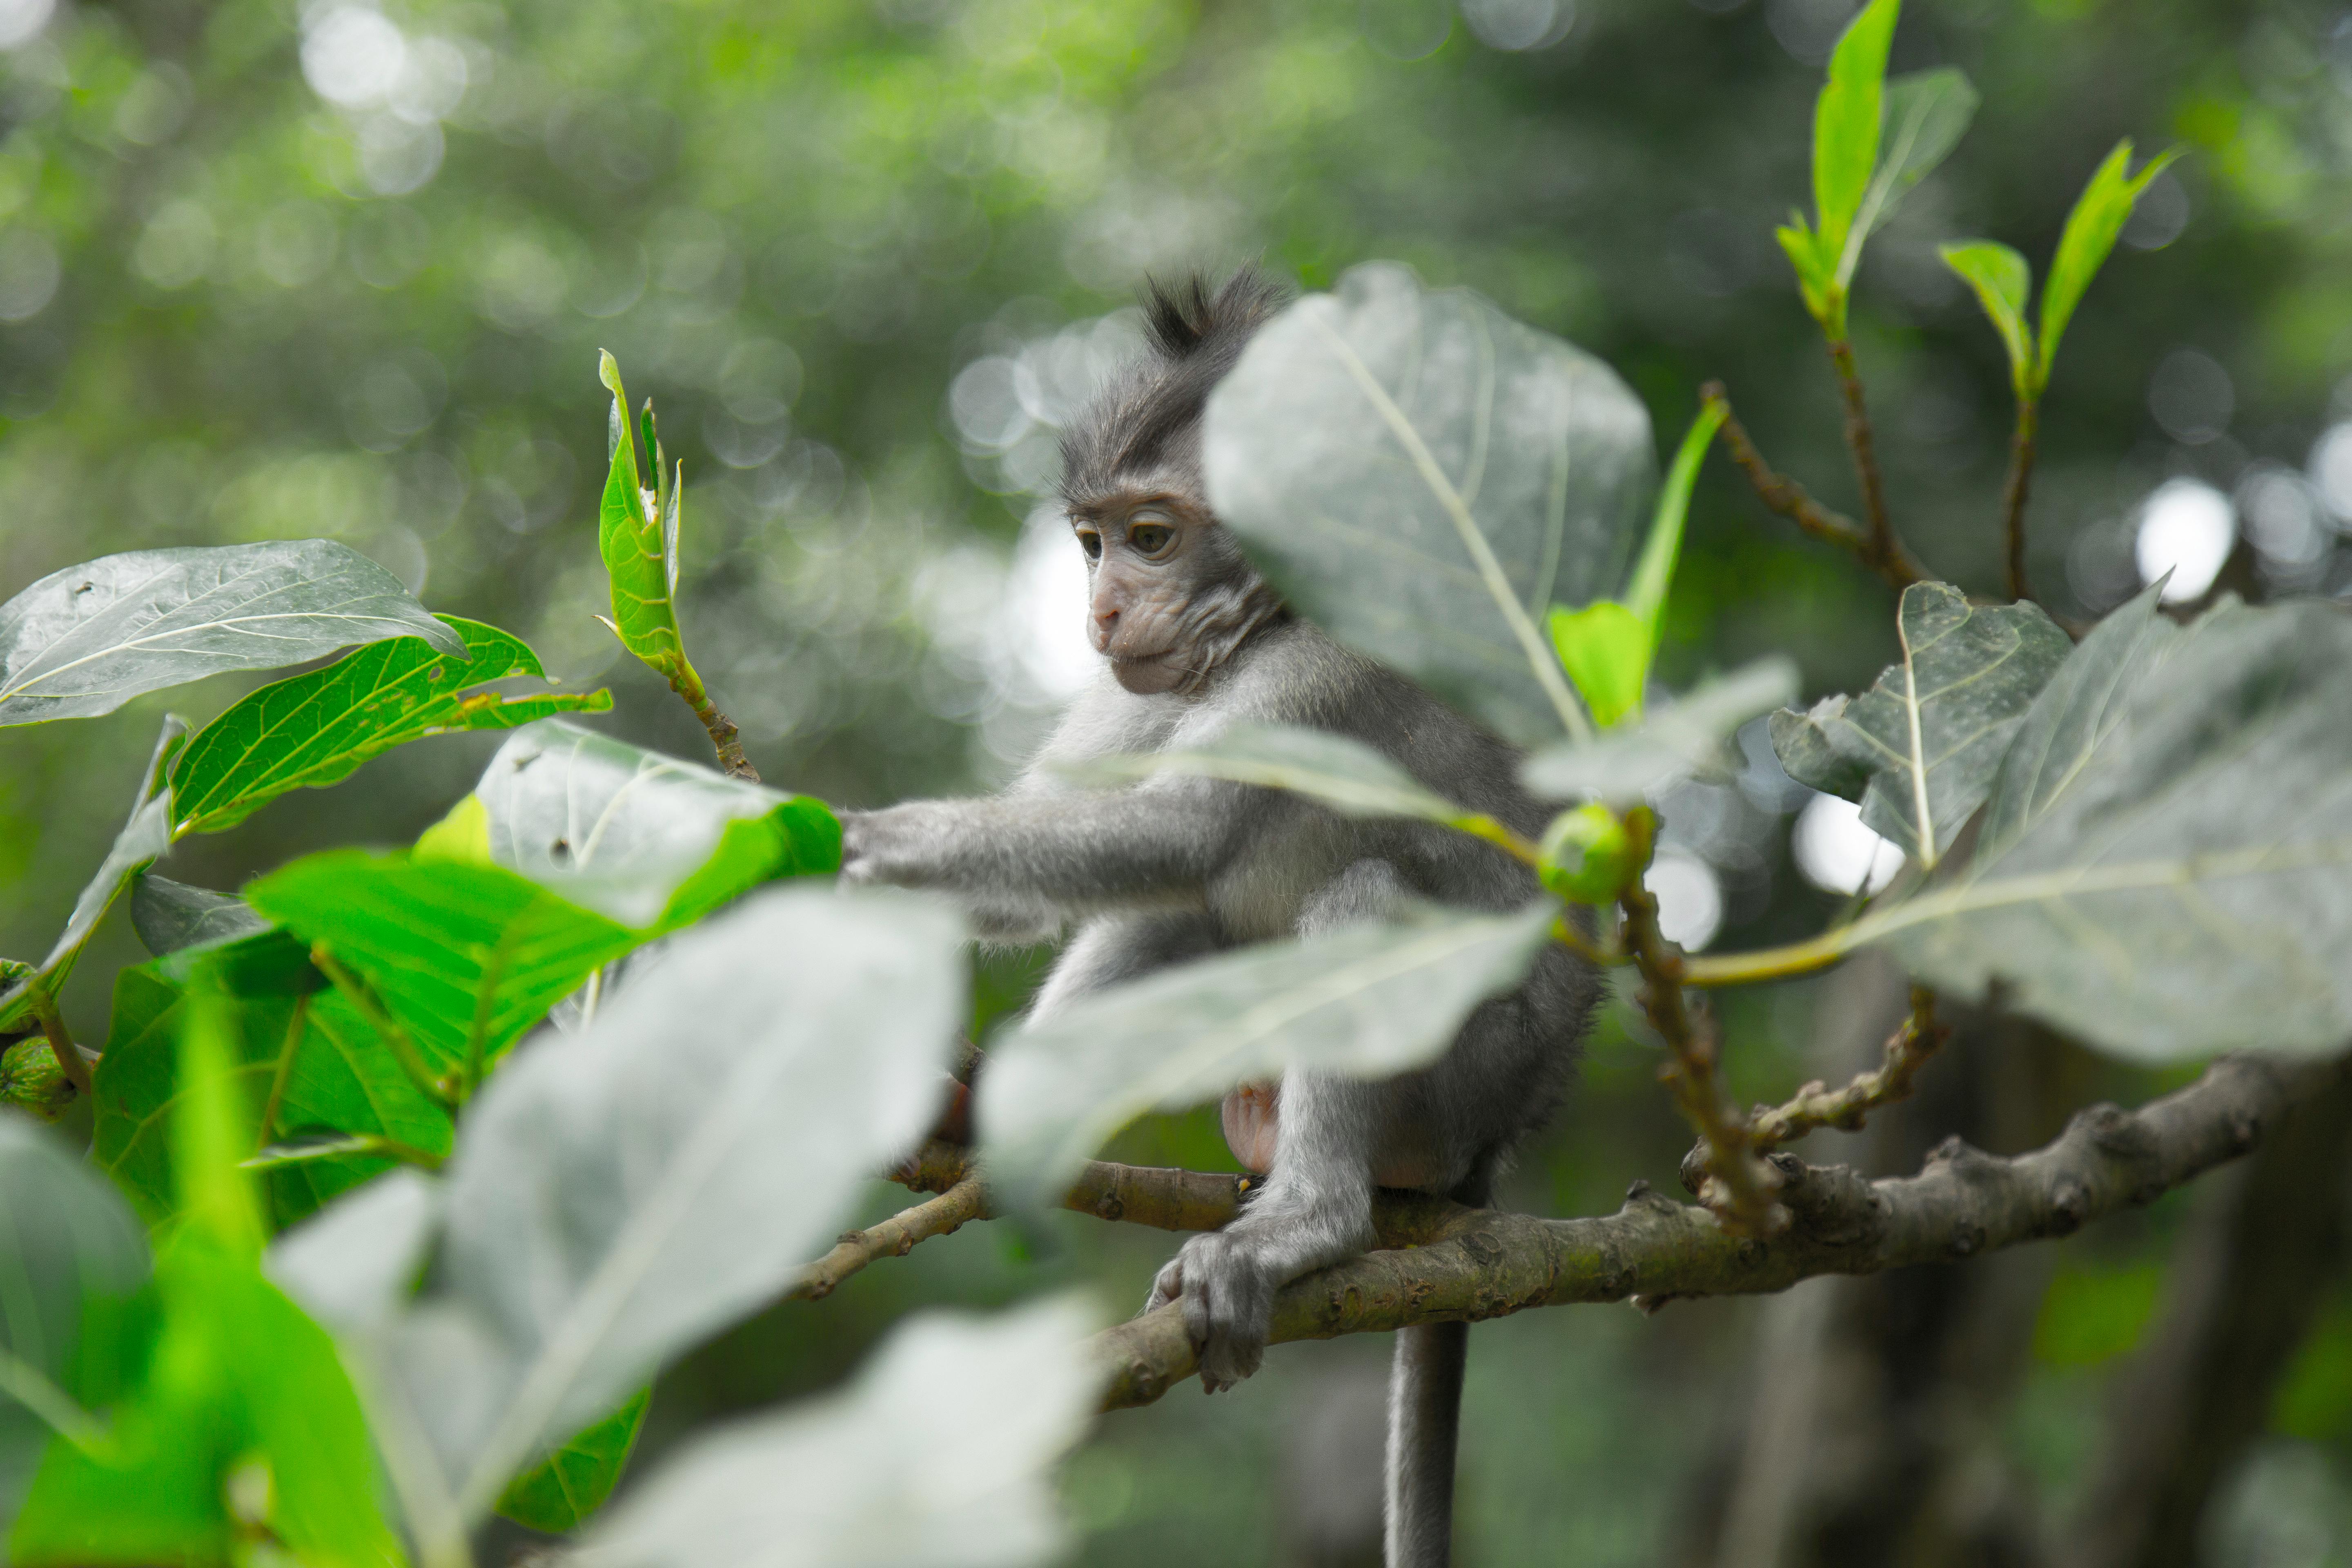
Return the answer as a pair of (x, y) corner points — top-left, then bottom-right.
(894, 1140), (1254, 1233)
(25, 986), (89, 1099)
(789, 1176), (989, 1301)
(2000, 399), (2041, 603)
(1749, 985), (1949, 1150)
(1616, 809), (1782, 1235)
(1704, 383), (1930, 592)
(1825, 337), (1895, 566)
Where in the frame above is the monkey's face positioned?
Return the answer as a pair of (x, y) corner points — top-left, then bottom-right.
(1070, 497), (1264, 696)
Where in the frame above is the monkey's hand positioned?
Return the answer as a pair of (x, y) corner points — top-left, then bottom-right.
(837, 804), (1062, 943)
(835, 804), (949, 889)
(1145, 1231), (1280, 1392)
(1145, 1196), (1374, 1393)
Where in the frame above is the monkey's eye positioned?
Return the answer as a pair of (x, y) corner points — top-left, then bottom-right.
(1075, 529), (1102, 561)
(1129, 522), (1174, 556)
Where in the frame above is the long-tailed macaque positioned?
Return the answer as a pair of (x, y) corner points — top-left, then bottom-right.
(840, 270), (1596, 1567)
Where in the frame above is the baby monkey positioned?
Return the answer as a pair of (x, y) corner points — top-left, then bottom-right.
(840, 270), (1595, 1568)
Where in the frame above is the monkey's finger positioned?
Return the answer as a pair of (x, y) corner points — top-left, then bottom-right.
(1143, 1258), (1184, 1315)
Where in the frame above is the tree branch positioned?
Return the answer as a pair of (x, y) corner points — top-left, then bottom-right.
(1704, 383), (1929, 593)
(1825, 337), (1895, 567)
(1746, 985), (1948, 1150)
(1089, 1052), (2342, 1410)
(789, 1175), (989, 1301)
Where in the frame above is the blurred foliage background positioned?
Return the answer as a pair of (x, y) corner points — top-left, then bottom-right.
(4, 0), (2352, 1561)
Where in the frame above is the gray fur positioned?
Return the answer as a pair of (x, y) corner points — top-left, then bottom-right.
(840, 271), (1595, 1568)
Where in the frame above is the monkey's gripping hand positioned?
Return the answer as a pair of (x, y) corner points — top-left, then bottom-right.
(836, 804), (1062, 943)
(1144, 1160), (1376, 1393)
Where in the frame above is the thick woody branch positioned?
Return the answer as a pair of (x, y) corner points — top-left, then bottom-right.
(1090, 1052), (2341, 1411)
(1704, 382), (1929, 593)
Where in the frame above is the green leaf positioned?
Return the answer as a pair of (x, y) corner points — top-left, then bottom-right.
(1521, 658), (1800, 805)
(2036, 140), (2185, 392)
(1855, 590), (2352, 1060)
(12, 1239), (405, 1568)
(1548, 601), (1649, 729)
(1056, 723), (1477, 827)
(0, 540), (462, 727)
(1837, 67), (1978, 287)
(169, 617), (610, 837)
(130, 875), (268, 958)
(94, 958), (453, 1230)
(1770, 584), (2071, 868)
(1776, 216), (1833, 323)
(20, 999), (403, 1568)
(597, 353), (702, 693)
(575, 1301), (1101, 1567)
(1624, 400), (1727, 641)
(1203, 263), (1657, 747)
(273, 886), (965, 1525)
(1811, 0), (1899, 275)
(0, 716), (184, 1035)
(244, 852), (644, 1086)
(978, 902), (1558, 1210)
(497, 1388), (649, 1532)
(1939, 240), (2035, 400)
(475, 718), (840, 929)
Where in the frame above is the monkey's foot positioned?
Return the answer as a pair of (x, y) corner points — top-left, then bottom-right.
(1145, 1231), (1275, 1392)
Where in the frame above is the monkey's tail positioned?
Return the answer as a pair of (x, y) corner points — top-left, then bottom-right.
(1384, 1319), (1468, 1568)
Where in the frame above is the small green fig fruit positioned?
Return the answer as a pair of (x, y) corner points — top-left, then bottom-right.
(1538, 804), (1634, 904)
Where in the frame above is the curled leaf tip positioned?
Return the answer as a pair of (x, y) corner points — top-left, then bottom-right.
(598, 350), (623, 396)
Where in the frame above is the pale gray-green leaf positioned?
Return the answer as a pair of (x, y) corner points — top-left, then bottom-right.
(1522, 658), (1800, 804)
(271, 1168), (443, 1339)
(569, 1298), (1102, 1568)
(475, 717), (797, 927)
(287, 886), (965, 1523)
(0, 716), (185, 1032)
(0, 541), (463, 726)
(1203, 263), (1655, 747)
(979, 902), (1557, 1210)
(0, 1113), (149, 1449)
(1788, 584), (2070, 866)
(1861, 590), (2352, 1061)
(1058, 722), (1470, 824)
(1768, 697), (1871, 802)
(130, 873), (268, 958)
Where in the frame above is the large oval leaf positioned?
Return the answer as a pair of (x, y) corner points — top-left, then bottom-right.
(570, 1300), (1101, 1568)
(170, 617), (610, 837)
(0, 541), (463, 727)
(1860, 589), (2352, 1060)
(978, 901), (1559, 1210)
(1203, 263), (1654, 746)
(475, 719), (839, 930)
(273, 885), (965, 1526)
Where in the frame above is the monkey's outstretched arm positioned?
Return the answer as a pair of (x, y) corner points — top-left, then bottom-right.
(837, 782), (1245, 927)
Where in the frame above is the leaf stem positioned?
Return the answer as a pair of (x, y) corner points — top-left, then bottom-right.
(1677, 926), (1860, 988)
(677, 677), (759, 783)
(2000, 397), (2041, 602)
(26, 985), (90, 1099)
(1448, 813), (1541, 867)
(1703, 383), (1929, 592)
(254, 994), (308, 1153)
(1616, 808), (1782, 1235)
(309, 944), (457, 1109)
(0, 1348), (105, 1450)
